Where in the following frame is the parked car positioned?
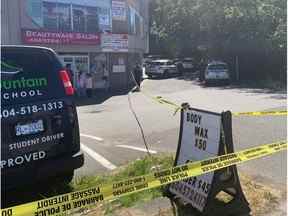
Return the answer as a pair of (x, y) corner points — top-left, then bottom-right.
(173, 59), (185, 75)
(204, 61), (230, 85)
(146, 59), (179, 78)
(1, 46), (84, 190)
(143, 55), (163, 68)
(182, 58), (196, 72)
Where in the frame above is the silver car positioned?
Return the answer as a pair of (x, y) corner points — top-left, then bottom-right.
(204, 61), (230, 85)
(146, 59), (179, 78)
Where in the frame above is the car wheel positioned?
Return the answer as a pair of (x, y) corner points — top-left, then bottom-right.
(56, 171), (74, 184)
(163, 70), (169, 78)
(204, 80), (210, 86)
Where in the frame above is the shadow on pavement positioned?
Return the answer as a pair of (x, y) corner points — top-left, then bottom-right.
(176, 73), (286, 100)
(169, 199), (251, 216)
(147, 75), (182, 80)
(74, 89), (132, 107)
(206, 84), (287, 100)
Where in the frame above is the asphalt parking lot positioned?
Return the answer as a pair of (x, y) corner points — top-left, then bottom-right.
(76, 77), (287, 187)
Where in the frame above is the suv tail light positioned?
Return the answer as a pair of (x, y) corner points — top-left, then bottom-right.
(59, 70), (74, 95)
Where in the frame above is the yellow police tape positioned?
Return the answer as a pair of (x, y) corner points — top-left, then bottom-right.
(149, 95), (287, 117)
(1, 141), (287, 216)
(129, 70), (287, 117)
(232, 110), (287, 116)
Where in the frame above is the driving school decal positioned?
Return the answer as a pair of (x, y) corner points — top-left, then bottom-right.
(9, 132), (64, 151)
(1, 101), (64, 118)
(0, 77), (47, 101)
(0, 151), (46, 169)
(169, 108), (221, 212)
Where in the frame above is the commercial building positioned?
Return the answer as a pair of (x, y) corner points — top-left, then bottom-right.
(1, 0), (149, 90)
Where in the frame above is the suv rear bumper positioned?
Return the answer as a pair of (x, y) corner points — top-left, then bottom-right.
(205, 78), (230, 85)
(37, 150), (84, 177)
(146, 71), (163, 76)
(2, 151), (84, 191)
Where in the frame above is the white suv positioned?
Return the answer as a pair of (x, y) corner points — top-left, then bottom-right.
(146, 59), (179, 78)
(204, 61), (230, 85)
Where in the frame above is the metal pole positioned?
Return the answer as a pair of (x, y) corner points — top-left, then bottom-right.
(236, 56), (239, 81)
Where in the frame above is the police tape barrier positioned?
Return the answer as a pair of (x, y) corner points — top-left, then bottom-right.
(129, 68), (286, 117)
(149, 95), (287, 117)
(152, 96), (182, 115)
(1, 141), (287, 216)
(232, 110), (287, 116)
(139, 92), (287, 117)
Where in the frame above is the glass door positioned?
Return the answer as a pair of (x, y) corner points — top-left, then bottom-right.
(58, 55), (89, 88)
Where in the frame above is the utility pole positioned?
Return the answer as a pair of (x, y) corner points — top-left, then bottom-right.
(236, 56), (239, 82)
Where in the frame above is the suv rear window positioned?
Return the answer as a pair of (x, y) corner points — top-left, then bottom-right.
(208, 64), (227, 70)
(1, 47), (65, 106)
(183, 60), (193, 63)
(151, 61), (166, 66)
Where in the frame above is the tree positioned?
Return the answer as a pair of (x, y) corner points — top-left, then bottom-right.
(149, 0), (286, 82)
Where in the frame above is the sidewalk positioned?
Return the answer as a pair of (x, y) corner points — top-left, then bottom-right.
(81, 195), (287, 216)
(82, 197), (200, 216)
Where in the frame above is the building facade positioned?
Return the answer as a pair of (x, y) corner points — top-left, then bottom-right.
(1, 0), (149, 91)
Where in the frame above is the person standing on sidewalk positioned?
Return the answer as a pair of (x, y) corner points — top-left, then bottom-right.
(78, 71), (86, 97)
(86, 73), (93, 98)
(133, 63), (142, 91)
(102, 64), (109, 92)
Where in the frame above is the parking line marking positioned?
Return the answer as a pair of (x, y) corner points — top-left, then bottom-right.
(116, 145), (157, 154)
(81, 143), (117, 170)
(80, 133), (104, 141)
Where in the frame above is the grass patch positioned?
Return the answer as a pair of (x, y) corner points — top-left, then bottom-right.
(71, 154), (174, 213)
(5, 154), (280, 216)
(239, 173), (284, 216)
(71, 155), (284, 216)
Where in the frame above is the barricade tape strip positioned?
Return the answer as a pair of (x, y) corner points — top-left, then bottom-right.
(1, 141), (287, 216)
(232, 110), (287, 116)
(129, 69), (286, 117)
(143, 94), (287, 117)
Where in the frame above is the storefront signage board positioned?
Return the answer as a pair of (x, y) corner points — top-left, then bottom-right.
(169, 108), (221, 212)
(112, 0), (127, 21)
(101, 33), (128, 52)
(22, 29), (101, 45)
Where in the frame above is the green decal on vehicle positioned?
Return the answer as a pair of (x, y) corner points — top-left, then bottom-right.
(1, 61), (23, 73)
(0, 77), (48, 90)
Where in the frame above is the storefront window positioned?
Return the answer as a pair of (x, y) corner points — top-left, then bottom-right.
(98, 8), (111, 31)
(58, 3), (71, 31)
(128, 7), (142, 36)
(86, 8), (99, 33)
(128, 7), (136, 34)
(73, 7), (86, 32)
(140, 17), (144, 38)
(43, 2), (71, 31)
(43, 2), (58, 30)
(41, 1), (104, 33)
(27, 0), (44, 27)
(73, 6), (99, 33)
(135, 14), (140, 35)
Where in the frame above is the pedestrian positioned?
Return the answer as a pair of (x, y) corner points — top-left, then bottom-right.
(102, 64), (109, 92)
(176, 61), (184, 75)
(199, 59), (206, 82)
(133, 63), (142, 91)
(86, 73), (93, 98)
(78, 71), (86, 97)
(65, 64), (74, 85)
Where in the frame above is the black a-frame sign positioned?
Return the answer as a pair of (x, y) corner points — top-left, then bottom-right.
(167, 103), (251, 216)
